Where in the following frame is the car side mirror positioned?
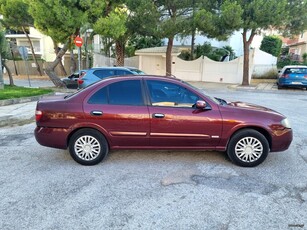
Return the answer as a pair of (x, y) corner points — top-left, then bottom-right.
(196, 100), (207, 109)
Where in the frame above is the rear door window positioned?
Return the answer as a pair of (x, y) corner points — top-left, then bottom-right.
(88, 80), (144, 106)
(93, 69), (116, 79)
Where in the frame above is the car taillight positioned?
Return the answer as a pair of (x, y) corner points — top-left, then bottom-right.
(35, 110), (43, 122)
(280, 74), (289, 78)
(77, 73), (85, 85)
(77, 79), (84, 84)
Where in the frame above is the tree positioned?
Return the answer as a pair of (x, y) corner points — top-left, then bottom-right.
(230, 0), (307, 86)
(147, 0), (243, 76)
(94, 5), (128, 66)
(27, 0), (100, 87)
(237, 0), (288, 85)
(125, 35), (162, 57)
(0, 28), (14, 86)
(260, 35), (282, 57)
(0, 0), (43, 76)
(153, 0), (195, 76)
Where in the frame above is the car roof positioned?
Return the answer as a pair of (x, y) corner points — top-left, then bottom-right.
(96, 74), (180, 84)
(90, 66), (138, 70)
(282, 65), (307, 69)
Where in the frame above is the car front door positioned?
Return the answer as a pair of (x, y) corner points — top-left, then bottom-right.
(83, 79), (150, 147)
(145, 80), (223, 148)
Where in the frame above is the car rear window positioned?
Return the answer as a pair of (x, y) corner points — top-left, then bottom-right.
(284, 68), (307, 74)
(129, 69), (145, 75)
(93, 69), (116, 79)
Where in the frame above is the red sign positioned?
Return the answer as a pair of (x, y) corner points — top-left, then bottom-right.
(74, 36), (83, 47)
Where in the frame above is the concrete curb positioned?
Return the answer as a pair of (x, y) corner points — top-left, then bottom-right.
(0, 116), (35, 128)
(0, 95), (43, 106)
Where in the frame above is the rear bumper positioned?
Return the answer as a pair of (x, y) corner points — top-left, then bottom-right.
(278, 79), (307, 87)
(34, 126), (70, 149)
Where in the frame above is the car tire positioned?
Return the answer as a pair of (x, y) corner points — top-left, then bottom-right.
(227, 129), (269, 167)
(69, 128), (109, 165)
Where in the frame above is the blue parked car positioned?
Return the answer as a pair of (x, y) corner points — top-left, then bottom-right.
(277, 65), (307, 90)
(77, 66), (145, 88)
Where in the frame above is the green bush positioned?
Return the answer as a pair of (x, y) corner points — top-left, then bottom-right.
(178, 42), (236, 61)
(260, 35), (282, 57)
(277, 55), (301, 69)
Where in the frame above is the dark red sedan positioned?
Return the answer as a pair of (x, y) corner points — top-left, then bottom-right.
(34, 75), (293, 167)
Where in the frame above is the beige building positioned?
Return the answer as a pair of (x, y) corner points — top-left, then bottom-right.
(287, 32), (307, 61)
(5, 27), (55, 62)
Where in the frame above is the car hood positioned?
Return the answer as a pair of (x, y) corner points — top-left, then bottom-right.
(227, 101), (279, 114)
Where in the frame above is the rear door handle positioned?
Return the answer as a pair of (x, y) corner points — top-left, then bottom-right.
(91, 110), (103, 116)
(153, 113), (165, 118)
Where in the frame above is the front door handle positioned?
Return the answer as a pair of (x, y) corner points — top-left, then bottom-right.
(153, 113), (165, 118)
(91, 110), (103, 116)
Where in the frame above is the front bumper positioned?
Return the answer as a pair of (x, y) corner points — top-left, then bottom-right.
(270, 128), (293, 152)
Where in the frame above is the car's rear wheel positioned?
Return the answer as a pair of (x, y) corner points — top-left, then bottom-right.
(227, 129), (269, 167)
(69, 129), (109, 165)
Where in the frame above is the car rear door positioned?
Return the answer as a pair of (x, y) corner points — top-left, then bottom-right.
(83, 79), (150, 147)
(145, 79), (223, 148)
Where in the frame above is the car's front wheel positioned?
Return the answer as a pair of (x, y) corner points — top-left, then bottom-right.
(227, 129), (269, 167)
(69, 128), (109, 165)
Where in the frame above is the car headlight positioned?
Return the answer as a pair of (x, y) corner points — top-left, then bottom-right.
(281, 118), (291, 129)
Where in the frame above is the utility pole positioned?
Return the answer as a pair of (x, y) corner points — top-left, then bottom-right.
(0, 52), (4, 89)
(190, 0), (196, 60)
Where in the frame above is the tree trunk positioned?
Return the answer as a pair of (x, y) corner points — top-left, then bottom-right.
(241, 29), (256, 86)
(10, 47), (18, 75)
(45, 42), (69, 87)
(166, 37), (174, 76)
(3, 62), (14, 86)
(115, 40), (125, 66)
(53, 40), (67, 76)
(22, 26), (43, 76)
(70, 49), (77, 74)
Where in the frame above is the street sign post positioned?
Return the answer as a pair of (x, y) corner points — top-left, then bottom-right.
(74, 36), (83, 47)
(74, 37), (83, 80)
(18, 46), (31, 87)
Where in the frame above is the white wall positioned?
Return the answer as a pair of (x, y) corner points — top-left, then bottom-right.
(93, 53), (139, 68)
(252, 48), (277, 75)
(139, 54), (248, 84)
(173, 57), (203, 81)
(202, 57), (244, 84)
